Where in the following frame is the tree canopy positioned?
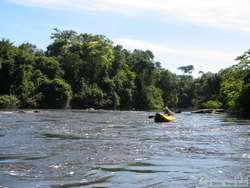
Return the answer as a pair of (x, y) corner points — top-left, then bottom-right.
(0, 29), (249, 116)
(178, 65), (194, 75)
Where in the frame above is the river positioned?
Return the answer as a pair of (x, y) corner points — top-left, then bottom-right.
(0, 110), (249, 187)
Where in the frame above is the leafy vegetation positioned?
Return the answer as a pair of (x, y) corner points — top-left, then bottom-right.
(0, 95), (19, 109)
(0, 29), (249, 116)
(200, 100), (223, 109)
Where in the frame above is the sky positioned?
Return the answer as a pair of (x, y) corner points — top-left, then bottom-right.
(1, 0), (250, 75)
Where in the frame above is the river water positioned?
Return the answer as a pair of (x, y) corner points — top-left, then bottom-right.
(0, 110), (249, 188)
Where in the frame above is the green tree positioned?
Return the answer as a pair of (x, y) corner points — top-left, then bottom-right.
(219, 66), (245, 109)
(201, 100), (222, 109)
(157, 70), (178, 108)
(71, 82), (104, 109)
(234, 50), (250, 115)
(178, 65), (194, 75)
(176, 75), (195, 108)
(35, 56), (63, 79)
(128, 50), (160, 110)
(111, 45), (136, 109)
(141, 85), (164, 110)
(12, 64), (37, 107)
(47, 28), (78, 57)
(237, 83), (250, 116)
(2, 30), (250, 115)
(0, 95), (19, 109)
(38, 79), (72, 108)
(0, 39), (16, 95)
(194, 72), (221, 108)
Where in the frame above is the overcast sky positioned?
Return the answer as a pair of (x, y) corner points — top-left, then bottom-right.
(1, 0), (250, 75)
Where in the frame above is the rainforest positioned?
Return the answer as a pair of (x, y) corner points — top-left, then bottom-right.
(0, 29), (249, 116)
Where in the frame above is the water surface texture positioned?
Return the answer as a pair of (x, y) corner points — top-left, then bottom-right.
(0, 110), (249, 187)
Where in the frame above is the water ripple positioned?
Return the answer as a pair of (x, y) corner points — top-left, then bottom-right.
(0, 111), (249, 188)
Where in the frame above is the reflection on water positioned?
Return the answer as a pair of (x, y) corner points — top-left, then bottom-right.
(0, 110), (249, 187)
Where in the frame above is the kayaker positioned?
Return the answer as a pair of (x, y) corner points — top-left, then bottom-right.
(163, 106), (174, 116)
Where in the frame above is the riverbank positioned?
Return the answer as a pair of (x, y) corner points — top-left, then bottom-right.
(191, 109), (225, 114)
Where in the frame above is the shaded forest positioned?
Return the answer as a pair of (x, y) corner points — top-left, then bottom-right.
(0, 29), (249, 116)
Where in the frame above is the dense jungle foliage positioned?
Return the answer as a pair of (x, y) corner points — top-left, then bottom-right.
(0, 29), (249, 116)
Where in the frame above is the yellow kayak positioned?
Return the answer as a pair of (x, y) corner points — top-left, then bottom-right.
(154, 113), (176, 123)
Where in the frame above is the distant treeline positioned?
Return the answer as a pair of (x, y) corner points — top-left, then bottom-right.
(0, 29), (249, 116)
